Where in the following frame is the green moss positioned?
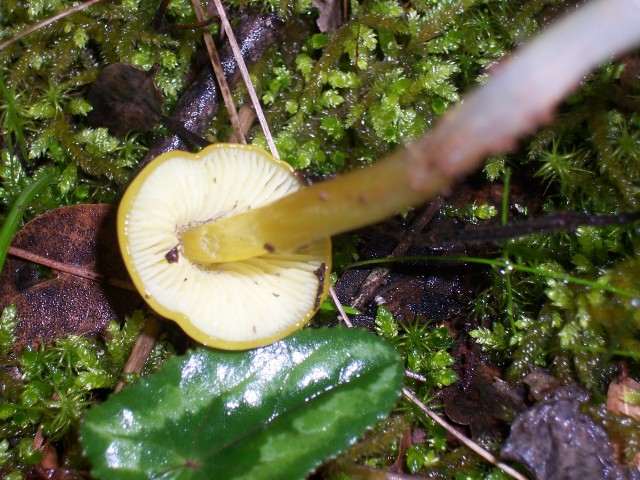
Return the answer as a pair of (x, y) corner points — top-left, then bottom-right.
(375, 306), (458, 390)
(0, 309), (147, 474)
(1, 0), (198, 200)
(248, 0), (532, 175)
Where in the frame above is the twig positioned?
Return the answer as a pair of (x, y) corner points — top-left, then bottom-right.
(402, 387), (528, 480)
(139, 13), (281, 168)
(227, 103), (257, 143)
(404, 369), (427, 382)
(340, 465), (432, 479)
(189, 0), (245, 143)
(335, 276), (519, 476)
(114, 315), (163, 393)
(209, 0), (279, 157)
(7, 246), (137, 292)
(0, 0), (103, 52)
(329, 285), (353, 327)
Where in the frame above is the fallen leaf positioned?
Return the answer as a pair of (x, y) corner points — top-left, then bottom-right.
(501, 384), (638, 480)
(607, 376), (640, 470)
(312, 0), (344, 32)
(0, 204), (141, 348)
(86, 63), (163, 135)
(443, 363), (526, 440)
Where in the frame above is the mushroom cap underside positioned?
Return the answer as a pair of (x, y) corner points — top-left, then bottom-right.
(118, 143), (331, 349)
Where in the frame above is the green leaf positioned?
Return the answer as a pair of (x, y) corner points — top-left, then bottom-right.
(0, 170), (58, 273)
(80, 327), (403, 480)
(375, 306), (398, 339)
(308, 33), (329, 50)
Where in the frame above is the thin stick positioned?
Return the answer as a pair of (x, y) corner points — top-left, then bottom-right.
(0, 0), (103, 52)
(329, 285), (353, 327)
(190, 0), (245, 143)
(114, 315), (162, 393)
(339, 277), (522, 478)
(7, 246), (136, 292)
(227, 103), (257, 143)
(404, 369), (427, 382)
(210, 0), (279, 157)
(402, 387), (528, 480)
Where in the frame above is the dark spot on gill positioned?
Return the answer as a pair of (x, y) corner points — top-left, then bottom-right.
(264, 243), (275, 253)
(165, 246), (180, 263)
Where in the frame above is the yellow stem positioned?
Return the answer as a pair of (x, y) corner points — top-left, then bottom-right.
(181, 147), (444, 263)
(181, 0), (640, 264)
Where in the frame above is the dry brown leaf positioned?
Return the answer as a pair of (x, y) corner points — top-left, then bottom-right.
(443, 363), (526, 440)
(312, 0), (344, 32)
(501, 385), (638, 480)
(0, 204), (140, 348)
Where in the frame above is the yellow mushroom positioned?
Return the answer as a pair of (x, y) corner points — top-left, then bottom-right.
(118, 144), (331, 350)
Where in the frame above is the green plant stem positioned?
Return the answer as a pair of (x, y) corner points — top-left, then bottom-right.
(501, 167), (516, 331)
(0, 76), (28, 165)
(0, 172), (58, 274)
(558, 345), (640, 361)
(182, 0), (640, 264)
(346, 255), (640, 299)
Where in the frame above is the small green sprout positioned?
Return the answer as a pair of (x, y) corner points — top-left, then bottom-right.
(375, 306), (458, 389)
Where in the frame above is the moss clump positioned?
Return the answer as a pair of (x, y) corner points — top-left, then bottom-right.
(0, 309), (149, 475)
(1, 0), (201, 213)
(250, 0), (542, 172)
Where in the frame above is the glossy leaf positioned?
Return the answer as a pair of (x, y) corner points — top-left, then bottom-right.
(80, 327), (403, 480)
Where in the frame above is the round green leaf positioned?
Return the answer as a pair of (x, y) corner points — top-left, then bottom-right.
(80, 327), (403, 480)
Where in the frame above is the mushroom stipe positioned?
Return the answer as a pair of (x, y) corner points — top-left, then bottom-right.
(118, 144), (331, 350)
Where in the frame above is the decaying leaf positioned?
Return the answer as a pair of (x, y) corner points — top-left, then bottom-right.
(443, 363), (526, 440)
(312, 0), (343, 32)
(501, 384), (640, 480)
(0, 204), (140, 348)
(86, 63), (163, 135)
